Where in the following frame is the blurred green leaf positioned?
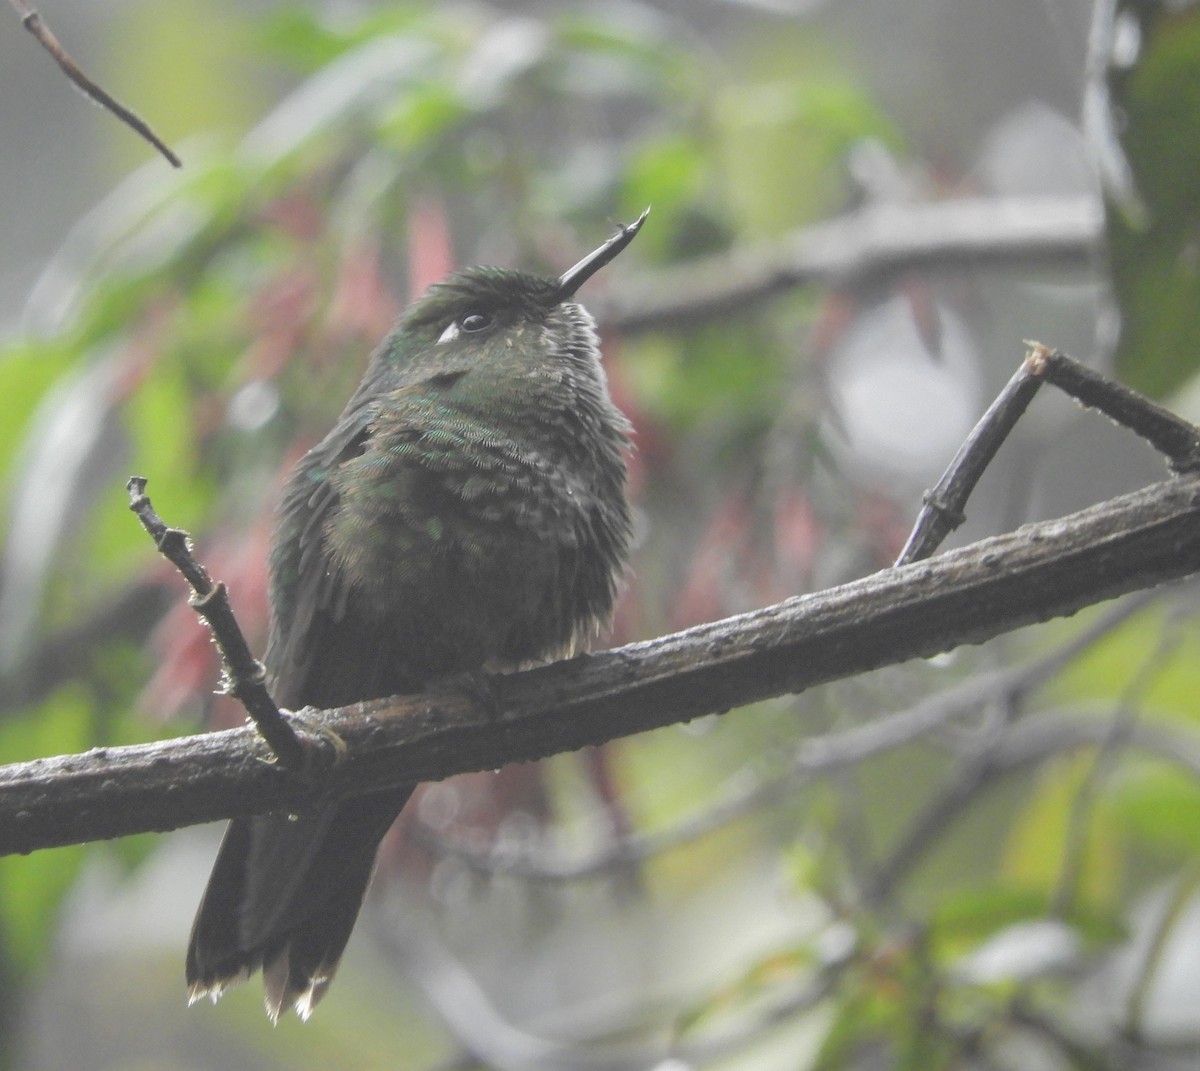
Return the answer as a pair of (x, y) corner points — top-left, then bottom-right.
(259, 6), (427, 71)
(0, 342), (76, 487)
(1043, 605), (1200, 725)
(931, 885), (1122, 954)
(380, 84), (469, 157)
(1111, 761), (1200, 857)
(108, 0), (262, 171)
(1108, 5), (1200, 396)
(715, 66), (900, 237)
(625, 314), (785, 439)
(1001, 755), (1120, 907)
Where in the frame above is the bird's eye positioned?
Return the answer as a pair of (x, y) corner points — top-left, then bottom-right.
(460, 312), (493, 333)
(436, 311), (494, 345)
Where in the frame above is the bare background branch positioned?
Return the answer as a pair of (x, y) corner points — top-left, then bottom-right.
(9, 0), (181, 167)
(609, 195), (1101, 334)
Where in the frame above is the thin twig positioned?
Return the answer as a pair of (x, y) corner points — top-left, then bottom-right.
(897, 358), (1046, 564)
(124, 477), (308, 771)
(11, 0), (181, 168)
(1032, 346), (1200, 471)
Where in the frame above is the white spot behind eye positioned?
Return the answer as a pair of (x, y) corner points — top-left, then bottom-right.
(437, 322), (461, 345)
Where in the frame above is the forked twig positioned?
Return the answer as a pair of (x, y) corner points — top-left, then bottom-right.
(897, 359), (1044, 565)
(1031, 346), (1200, 470)
(898, 343), (1200, 565)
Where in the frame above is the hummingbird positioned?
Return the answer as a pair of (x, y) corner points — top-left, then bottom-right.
(184, 211), (646, 1021)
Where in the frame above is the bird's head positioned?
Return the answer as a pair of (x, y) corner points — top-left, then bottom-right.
(373, 209), (648, 392)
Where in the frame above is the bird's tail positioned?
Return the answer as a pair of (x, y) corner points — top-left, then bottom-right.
(186, 785), (414, 1021)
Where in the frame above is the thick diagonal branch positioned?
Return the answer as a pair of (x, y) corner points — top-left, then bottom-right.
(2, 473), (1199, 856)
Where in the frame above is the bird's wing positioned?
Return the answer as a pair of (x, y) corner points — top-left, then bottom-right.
(263, 410), (373, 710)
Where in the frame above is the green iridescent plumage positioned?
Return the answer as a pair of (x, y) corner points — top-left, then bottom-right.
(185, 217), (643, 1021)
